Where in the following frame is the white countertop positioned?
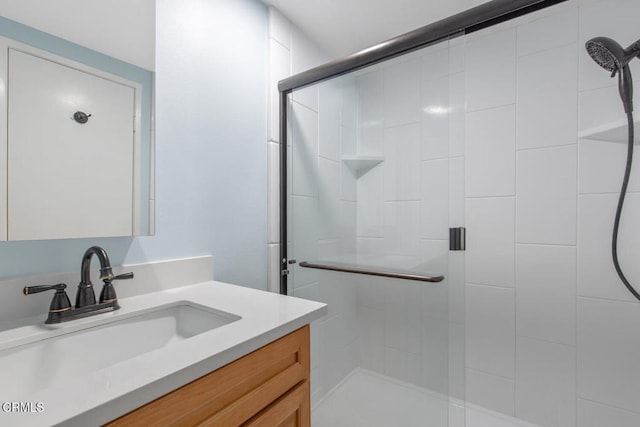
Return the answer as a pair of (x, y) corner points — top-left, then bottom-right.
(0, 281), (327, 427)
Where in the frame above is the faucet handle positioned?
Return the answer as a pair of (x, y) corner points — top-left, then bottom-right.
(99, 272), (133, 304)
(113, 272), (134, 281)
(23, 283), (72, 313)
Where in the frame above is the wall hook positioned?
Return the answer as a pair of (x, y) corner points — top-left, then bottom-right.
(73, 111), (92, 124)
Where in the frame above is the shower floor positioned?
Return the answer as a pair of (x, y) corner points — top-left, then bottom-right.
(312, 369), (540, 427)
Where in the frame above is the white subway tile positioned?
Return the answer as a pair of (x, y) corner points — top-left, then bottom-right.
(268, 39), (290, 142)
(340, 200), (357, 256)
(422, 158), (449, 240)
(515, 337), (576, 427)
(340, 76), (358, 128)
(357, 71), (385, 155)
(516, 244), (577, 345)
(290, 102), (318, 197)
(383, 123), (421, 201)
(421, 43), (450, 81)
(517, 43), (578, 149)
(268, 243), (280, 293)
(516, 145), (577, 245)
(291, 24), (328, 75)
(383, 57), (421, 127)
(466, 368), (515, 416)
(318, 158), (340, 240)
(577, 297), (640, 413)
(577, 193), (640, 302)
(449, 72), (466, 157)
(466, 105), (516, 198)
(291, 195), (318, 287)
(422, 75), (450, 160)
(517, 8), (577, 57)
(267, 141), (280, 244)
(449, 322), (465, 400)
(449, 40), (465, 74)
(449, 156), (465, 227)
(466, 284), (515, 378)
(466, 197), (515, 287)
(579, 139), (640, 194)
(383, 201), (421, 261)
(268, 7), (291, 49)
(578, 398), (640, 427)
(318, 80), (341, 161)
(421, 315), (449, 393)
(465, 28), (516, 112)
(357, 167), (383, 237)
(449, 251), (466, 325)
(579, 85), (626, 135)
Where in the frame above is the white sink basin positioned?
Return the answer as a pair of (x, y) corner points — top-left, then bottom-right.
(0, 302), (240, 397)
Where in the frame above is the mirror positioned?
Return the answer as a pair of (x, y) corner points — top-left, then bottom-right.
(0, 1), (155, 240)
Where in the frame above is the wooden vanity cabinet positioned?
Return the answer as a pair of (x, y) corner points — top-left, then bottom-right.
(105, 325), (310, 427)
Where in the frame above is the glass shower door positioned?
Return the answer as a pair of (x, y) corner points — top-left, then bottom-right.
(286, 37), (464, 427)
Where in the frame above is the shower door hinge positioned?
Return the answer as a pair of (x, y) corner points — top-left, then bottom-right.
(449, 227), (466, 251)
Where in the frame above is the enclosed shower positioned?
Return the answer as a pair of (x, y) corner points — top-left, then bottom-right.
(274, 0), (640, 426)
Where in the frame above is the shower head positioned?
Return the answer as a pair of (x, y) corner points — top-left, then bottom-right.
(585, 37), (639, 73)
(585, 36), (640, 114)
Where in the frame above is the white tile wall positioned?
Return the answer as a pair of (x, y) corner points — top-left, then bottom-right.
(517, 8), (577, 57)
(383, 123), (421, 201)
(516, 43), (578, 150)
(516, 145), (577, 245)
(273, 2), (640, 424)
(466, 368), (515, 416)
(515, 337), (576, 427)
(422, 75), (450, 160)
(579, 138), (640, 194)
(318, 80), (342, 161)
(383, 57), (421, 127)
(516, 244), (576, 345)
(382, 202), (420, 262)
(268, 39), (290, 142)
(577, 399), (640, 427)
(577, 193), (640, 303)
(465, 283), (515, 378)
(466, 197), (515, 287)
(577, 297), (640, 414)
(267, 141), (279, 243)
(466, 105), (516, 198)
(449, 72), (466, 158)
(290, 102), (318, 197)
(421, 158), (449, 240)
(465, 28), (516, 112)
(318, 158), (340, 240)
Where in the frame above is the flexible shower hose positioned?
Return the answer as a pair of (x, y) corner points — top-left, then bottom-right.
(611, 112), (640, 301)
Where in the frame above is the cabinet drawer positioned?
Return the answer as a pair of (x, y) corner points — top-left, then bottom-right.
(106, 325), (309, 427)
(242, 380), (310, 427)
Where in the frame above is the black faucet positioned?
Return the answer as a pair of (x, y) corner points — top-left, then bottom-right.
(24, 246), (134, 324)
(76, 246), (114, 308)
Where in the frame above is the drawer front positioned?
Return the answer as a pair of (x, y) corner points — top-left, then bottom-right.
(241, 380), (310, 427)
(106, 325), (310, 427)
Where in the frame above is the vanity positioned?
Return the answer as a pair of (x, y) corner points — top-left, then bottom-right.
(0, 258), (327, 427)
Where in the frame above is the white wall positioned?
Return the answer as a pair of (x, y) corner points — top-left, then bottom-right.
(463, 0), (640, 425)
(0, 0), (155, 70)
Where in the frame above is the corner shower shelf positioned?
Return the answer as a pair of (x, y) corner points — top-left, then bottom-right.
(578, 118), (640, 143)
(342, 155), (384, 177)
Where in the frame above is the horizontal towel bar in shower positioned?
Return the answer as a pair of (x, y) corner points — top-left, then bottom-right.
(299, 261), (444, 283)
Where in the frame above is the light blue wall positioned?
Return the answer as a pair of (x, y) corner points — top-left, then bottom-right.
(0, 0), (268, 290)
